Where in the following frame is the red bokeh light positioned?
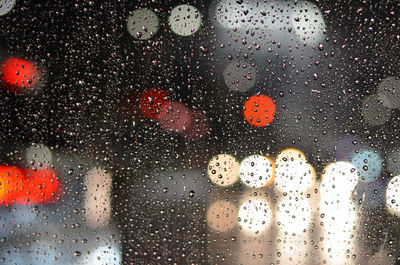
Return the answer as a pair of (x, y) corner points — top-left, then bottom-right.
(0, 166), (25, 205)
(21, 168), (62, 204)
(139, 88), (171, 120)
(0, 167), (62, 206)
(0, 57), (39, 93)
(243, 94), (276, 127)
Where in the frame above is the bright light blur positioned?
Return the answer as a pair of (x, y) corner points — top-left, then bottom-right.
(223, 61), (257, 92)
(386, 175), (400, 216)
(276, 196), (311, 234)
(238, 198), (272, 236)
(320, 200), (358, 265)
(127, 9), (159, 40)
(275, 148), (307, 166)
(290, 1), (326, 45)
(206, 200), (238, 232)
(361, 93), (392, 126)
(351, 150), (382, 183)
(84, 167), (112, 228)
(239, 155), (275, 188)
(320, 161), (359, 204)
(25, 143), (52, 169)
(377, 76), (400, 109)
(207, 154), (240, 187)
(169, 4), (201, 36)
(274, 159), (315, 194)
(0, 0), (15, 16)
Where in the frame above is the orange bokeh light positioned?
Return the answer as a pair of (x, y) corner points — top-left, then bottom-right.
(243, 94), (276, 127)
(0, 167), (62, 206)
(0, 57), (39, 93)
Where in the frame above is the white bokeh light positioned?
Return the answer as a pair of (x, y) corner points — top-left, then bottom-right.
(274, 159), (315, 194)
(275, 148), (307, 166)
(290, 1), (326, 45)
(127, 9), (159, 40)
(223, 61), (257, 92)
(276, 196), (311, 234)
(169, 4), (201, 36)
(386, 175), (400, 216)
(321, 162), (359, 204)
(238, 199), (272, 236)
(240, 155), (275, 188)
(0, 0), (15, 16)
(25, 143), (52, 168)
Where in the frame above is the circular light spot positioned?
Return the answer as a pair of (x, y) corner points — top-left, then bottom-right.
(0, 0), (15, 16)
(159, 101), (193, 134)
(238, 199), (272, 236)
(275, 160), (315, 194)
(127, 9), (159, 40)
(243, 94), (276, 127)
(351, 150), (382, 183)
(206, 200), (238, 232)
(275, 148), (307, 166)
(377, 76), (400, 109)
(223, 61), (257, 92)
(25, 143), (52, 169)
(321, 162), (359, 202)
(361, 93), (392, 126)
(290, 1), (326, 45)
(214, 0), (252, 29)
(169, 4), (201, 36)
(276, 196), (311, 234)
(386, 175), (400, 216)
(139, 87), (171, 120)
(207, 154), (240, 187)
(0, 57), (39, 93)
(240, 155), (275, 188)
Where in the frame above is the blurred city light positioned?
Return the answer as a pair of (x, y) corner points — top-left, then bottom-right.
(25, 143), (52, 169)
(127, 9), (159, 40)
(377, 76), (400, 109)
(169, 4), (201, 36)
(290, 1), (326, 46)
(275, 148), (307, 165)
(320, 161), (359, 204)
(276, 196), (311, 234)
(274, 159), (315, 194)
(0, 57), (39, 93)
(386, 175), (400, 216)
(207, 154), (240, 187)
(0, 0), (15, 16)
(0, 166), (25, 205)
(223, 61), (257, 92)
(84, 167), (112, 228)
(22, 168), (61, 205)
(351, 149), (382, 183)
(238, 198), (272, 236)
(361, 94), (392, 126)
(239, 155), (275, 188)
(139, 87), (171, 120)
(159, 101), (193, 134)
(243, 94), (276, 127)
(206, 200), (238, 232)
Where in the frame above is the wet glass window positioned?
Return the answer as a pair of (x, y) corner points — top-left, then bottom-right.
(1, 0), (400, 264)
